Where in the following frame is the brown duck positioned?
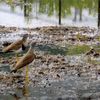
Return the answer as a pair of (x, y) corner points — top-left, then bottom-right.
(11, 42), (36, 73)
(2, 34), (28, 52)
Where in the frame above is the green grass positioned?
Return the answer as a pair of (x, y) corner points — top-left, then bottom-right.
(93, 45), (100, 53)
(96, 36), (100, 42)
(67, 44), (90, 55)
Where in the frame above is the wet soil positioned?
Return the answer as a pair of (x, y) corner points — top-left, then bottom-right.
(0, 25), (100, 100)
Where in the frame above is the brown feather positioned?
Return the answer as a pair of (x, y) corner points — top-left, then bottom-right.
(13, 48), (36, 71)
(3, 39), (23, 52)
(3, 37), (27, 52)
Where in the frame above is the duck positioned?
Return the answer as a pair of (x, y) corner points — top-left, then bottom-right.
(11, 42), (36, 73)
(2, 34), (28, 53)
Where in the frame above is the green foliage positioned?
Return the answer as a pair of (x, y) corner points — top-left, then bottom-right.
(7, 0), (13, 4)
(93, 45), (100, 53)
(0, 0), (98, 20)
(96, 36), (100, 42)
(76, 33), (88, 41)
(67, 44), (90, 55)
(38, 0), (98, 17)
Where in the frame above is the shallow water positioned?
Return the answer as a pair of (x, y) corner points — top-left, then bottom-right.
(0, 71), (100, 100)
(0, 1), (98, 28)
(0, 25), (100, 100)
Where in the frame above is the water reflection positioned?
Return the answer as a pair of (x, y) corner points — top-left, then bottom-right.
(10, 93), (20, 100)
(0, 0), (98, 27)
(10, 81), (30, 100)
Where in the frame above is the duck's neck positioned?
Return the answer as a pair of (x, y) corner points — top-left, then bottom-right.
(22, 38), (27, 42)
(28, 46), (34, 53)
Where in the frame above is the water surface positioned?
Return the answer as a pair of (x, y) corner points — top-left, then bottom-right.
(0, 0), (98, 28)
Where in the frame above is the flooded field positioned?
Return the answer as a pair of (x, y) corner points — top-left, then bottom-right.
(0, 0), (99, 99)
(0, 26), (100, 100)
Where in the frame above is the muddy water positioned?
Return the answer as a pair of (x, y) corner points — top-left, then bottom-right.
(0, 28), (100, 100)
(0, 70), (100, 100)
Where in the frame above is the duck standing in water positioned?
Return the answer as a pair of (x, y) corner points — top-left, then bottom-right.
(2, 34), (28, 53)
(11, 42), (36, 73)
(2, 34), (28, 61)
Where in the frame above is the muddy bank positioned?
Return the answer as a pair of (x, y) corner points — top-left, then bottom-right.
(0, 25), (100, 100)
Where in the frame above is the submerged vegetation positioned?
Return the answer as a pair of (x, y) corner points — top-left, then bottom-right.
(67, 44), (90, 55)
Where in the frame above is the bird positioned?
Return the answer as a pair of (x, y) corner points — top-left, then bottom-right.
(2, 34), (28, 53)
(11, 42), (36, 73)
(2, 41), (12, 47)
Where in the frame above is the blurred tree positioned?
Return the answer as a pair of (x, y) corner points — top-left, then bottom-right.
(0, 0), (98, 24)
(98, 0), (100, 28)
(59, 0), (61, 25)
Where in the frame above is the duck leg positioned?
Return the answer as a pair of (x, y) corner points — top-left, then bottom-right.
(24, 65), (29, 96)
(16, 53), (19, 62)
(25, 65), (29, 84)
(23, 83), (29, 97)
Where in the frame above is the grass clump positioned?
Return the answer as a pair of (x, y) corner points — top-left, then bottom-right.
(96, 36), (100, 42)
(67, 44), (90, 55)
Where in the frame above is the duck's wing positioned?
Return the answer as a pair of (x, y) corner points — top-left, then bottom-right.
(3, 40), (23, 52)
(13, 53), (36, 71)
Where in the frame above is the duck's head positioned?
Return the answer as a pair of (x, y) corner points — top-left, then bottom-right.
(22, 34), (28, 41)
